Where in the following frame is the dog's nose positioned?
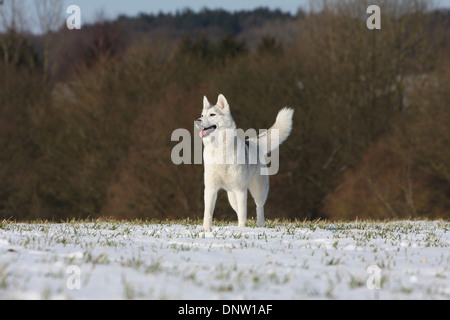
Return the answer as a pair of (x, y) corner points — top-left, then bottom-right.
(195, 118), (202, 123)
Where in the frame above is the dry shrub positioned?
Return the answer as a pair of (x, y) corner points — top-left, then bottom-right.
(102, 84), (209, 220)
(323, 133), (449, 220)
(323, 55), (450, 220)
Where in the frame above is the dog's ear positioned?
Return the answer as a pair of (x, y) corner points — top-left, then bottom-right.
(216, 94), (230, 113)
(203, 96), (211, 109)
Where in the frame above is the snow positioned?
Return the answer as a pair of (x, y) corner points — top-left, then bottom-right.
(0, 220), (448, 299)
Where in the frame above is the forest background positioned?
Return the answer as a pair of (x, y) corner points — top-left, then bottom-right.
(0, 0), (449, 222)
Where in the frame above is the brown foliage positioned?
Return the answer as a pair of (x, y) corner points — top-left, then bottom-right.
(323, 56), (450, 220)
(0, 2), (449, 221)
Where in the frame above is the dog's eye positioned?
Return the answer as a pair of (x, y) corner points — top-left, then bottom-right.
(209, 113), (216, 117)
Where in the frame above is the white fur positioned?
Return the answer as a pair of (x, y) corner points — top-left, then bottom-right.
(195, 94), (294, 231)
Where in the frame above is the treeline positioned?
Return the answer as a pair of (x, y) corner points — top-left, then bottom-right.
(0, 1), (449, 221)
(117, 7), (296, 35)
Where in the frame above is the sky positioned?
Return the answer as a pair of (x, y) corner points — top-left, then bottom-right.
(64, 0), (310, 21)
(63, 0), (450, 20)
(1, 0), (450, 32)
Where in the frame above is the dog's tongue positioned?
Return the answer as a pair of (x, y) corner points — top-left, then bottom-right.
(199, 126), (216, 138)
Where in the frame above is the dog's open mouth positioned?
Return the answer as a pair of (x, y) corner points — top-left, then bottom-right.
(199, 125), (217, 138)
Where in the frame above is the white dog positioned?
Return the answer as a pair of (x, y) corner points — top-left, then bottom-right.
(195, 94), (293, 231)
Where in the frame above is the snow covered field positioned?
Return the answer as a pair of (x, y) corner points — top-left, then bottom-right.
(0, 220), (448, 300)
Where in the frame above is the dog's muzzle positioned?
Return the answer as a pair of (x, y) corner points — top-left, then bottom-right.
(195, 119), (217, 138)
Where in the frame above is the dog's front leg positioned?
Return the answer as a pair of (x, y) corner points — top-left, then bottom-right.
(234, 189), (248, 227)
(203, 187), (218, 231)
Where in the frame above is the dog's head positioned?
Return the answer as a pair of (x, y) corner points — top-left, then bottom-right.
(195, 94), (235, 139)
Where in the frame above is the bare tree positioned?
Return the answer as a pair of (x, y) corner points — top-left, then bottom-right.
(0, 0), (30, 66)
(0, 0), (29, 32)
(34, 0), (64, 77)
(34, 0), (63, 34)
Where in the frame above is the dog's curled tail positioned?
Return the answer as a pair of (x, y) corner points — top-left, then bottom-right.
(271, 107), (294, 147)
(249, 107), (294, 155)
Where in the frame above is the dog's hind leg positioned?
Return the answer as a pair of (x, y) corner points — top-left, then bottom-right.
(249, 174), (269, 227)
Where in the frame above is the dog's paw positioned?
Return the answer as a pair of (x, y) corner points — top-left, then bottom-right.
(257, 218), (265, 228)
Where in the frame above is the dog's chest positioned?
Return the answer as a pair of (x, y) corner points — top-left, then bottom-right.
(203, 132), (257, 190)
(204, 164), (250, 190)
